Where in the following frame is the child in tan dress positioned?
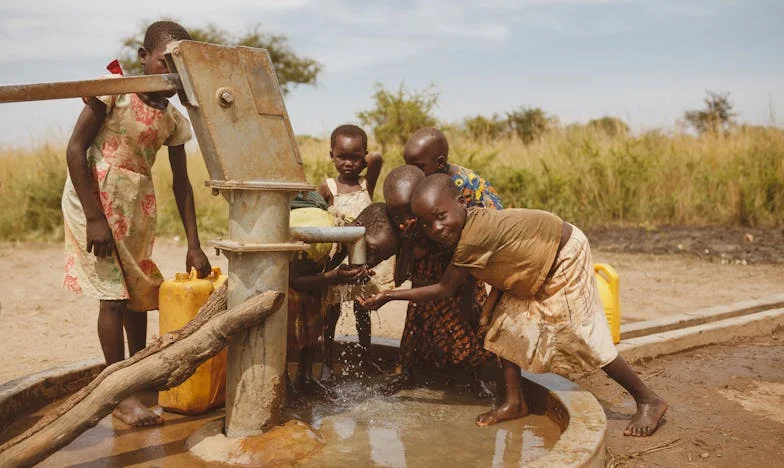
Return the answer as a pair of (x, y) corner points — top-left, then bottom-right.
(317, 124), (394, 380)
(360, 174), (669, 437)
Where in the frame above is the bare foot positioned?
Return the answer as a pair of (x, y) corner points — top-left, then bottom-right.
(286, 391), (310, 409)
(320, 365), (336, 383)
(112, 396), (164, 427)
(624, 398), (669, 436)
(299, 376), (337, 400)
(476, 399), (529, 427)
(381, 374), (414, 396)
(364, 360), (384, 375)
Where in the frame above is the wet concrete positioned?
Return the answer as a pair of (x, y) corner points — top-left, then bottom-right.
(10, 381), (559, 467)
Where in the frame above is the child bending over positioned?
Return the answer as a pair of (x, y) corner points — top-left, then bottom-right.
(63, 21), (210, 426)
(318, 124), (394, 380)
(361, 174), (668, 437)
(378, 127), (503, 396)
(382, 165), (492, 398)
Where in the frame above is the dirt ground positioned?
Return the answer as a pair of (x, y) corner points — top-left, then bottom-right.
(577, 333), (784, 467)
(1, 228), (783, 384)
(0, 227), (783, 466)
(586, 225), (784, 265)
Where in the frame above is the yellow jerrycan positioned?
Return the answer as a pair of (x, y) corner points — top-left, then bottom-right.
(158, 267), (228, 414)
(594, 263), (621, 344)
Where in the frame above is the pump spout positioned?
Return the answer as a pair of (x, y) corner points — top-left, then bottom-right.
(290, 226), (366, 265)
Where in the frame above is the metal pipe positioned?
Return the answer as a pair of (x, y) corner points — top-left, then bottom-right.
(0, 74), (181, 103)
(224, 191), (292, 437)
(290, 226), (365, 243)
(347, 237), (366, 265)
(290, 226), (367, 265)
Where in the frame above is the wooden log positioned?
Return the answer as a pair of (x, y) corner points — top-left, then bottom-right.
(2, 282), (229, 449)
(0, 289), (284, 468)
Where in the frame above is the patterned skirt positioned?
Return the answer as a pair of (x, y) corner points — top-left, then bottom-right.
(287, 288), (323, 354)
(398, 247), (491, 371)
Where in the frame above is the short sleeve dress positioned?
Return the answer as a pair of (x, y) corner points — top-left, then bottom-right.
(62, 90), (192, 312)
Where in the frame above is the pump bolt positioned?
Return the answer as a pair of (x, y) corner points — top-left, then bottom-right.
(217, 88), (234, 107)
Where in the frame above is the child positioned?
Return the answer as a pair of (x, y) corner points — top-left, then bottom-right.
(62, 21), (210, 426)
(360, 174), (669, 437)
(403, 127), (502, 210)
(378, 127), (503, 396)
(402, 127), (503, 328)
(286, 192), (368, 406)
(381, 165), (491, 397)
(317, 124), (392, 380)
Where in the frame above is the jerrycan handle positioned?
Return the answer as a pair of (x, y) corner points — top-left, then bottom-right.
(189, 267), (222, 281)
(594, 263), (619, 295)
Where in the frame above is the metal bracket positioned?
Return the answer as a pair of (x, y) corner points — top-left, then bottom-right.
(208, 239), (308, 256)
(205, 180), (315, 192)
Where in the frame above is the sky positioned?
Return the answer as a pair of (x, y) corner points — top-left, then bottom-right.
(0, 0), (783, 147)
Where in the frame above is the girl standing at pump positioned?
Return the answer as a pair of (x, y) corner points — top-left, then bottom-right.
(62, 21), (211, 426)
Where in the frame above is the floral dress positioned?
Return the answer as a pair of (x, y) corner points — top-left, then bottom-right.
(62, 91), (192, 311)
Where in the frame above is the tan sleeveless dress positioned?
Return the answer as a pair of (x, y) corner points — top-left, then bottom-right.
(324, 177), (395, 305)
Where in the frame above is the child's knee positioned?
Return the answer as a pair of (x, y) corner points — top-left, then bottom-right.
(100, 299), (127, 314)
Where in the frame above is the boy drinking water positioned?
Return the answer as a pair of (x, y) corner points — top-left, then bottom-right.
(361, 174), (669, 437)
(285, 194), (399, 406)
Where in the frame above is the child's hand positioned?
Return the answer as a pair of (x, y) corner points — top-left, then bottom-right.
(357, 292), (390, 311)
(86, 218), (115, 258)
(399, 218), (417, 236)
(336, 264), (374, 284)
(477, 314), (492, 337)
(186, 248), (212, 278)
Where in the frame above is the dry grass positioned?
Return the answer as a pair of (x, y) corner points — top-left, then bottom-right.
(1, 125), (782, 241)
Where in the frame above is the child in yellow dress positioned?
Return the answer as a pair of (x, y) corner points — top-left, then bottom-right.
(62, 21), (210, 426)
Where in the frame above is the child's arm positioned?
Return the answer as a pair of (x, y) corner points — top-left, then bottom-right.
(169, 145), (211, 278)
(364, 152), (383, 198)
(317, 181), (334, 206)
(291, 261), (371, 290)
(478, 287), (502, 335)
(358, 264), (469, 310)
(66, 98), (113, 258)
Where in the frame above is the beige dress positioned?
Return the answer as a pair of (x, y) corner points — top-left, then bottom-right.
(453, 209), (617, 376)
(483, 226), (618, 376)
(323, 177), (395, 304)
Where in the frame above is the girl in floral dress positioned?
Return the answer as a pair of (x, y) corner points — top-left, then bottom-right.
(62, 21), (210, 426)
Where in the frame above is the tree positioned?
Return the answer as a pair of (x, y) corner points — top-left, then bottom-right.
(119, 21), (320, 95)
(684, 90), (737, 135)
(357, 83), (439, 150)
(463, 114), (507, 141)
(506, 107), (555, 144)
(587, 116), (630, 138)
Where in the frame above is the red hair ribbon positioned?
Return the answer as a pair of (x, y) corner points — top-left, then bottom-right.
(106, 59), (123, 76)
